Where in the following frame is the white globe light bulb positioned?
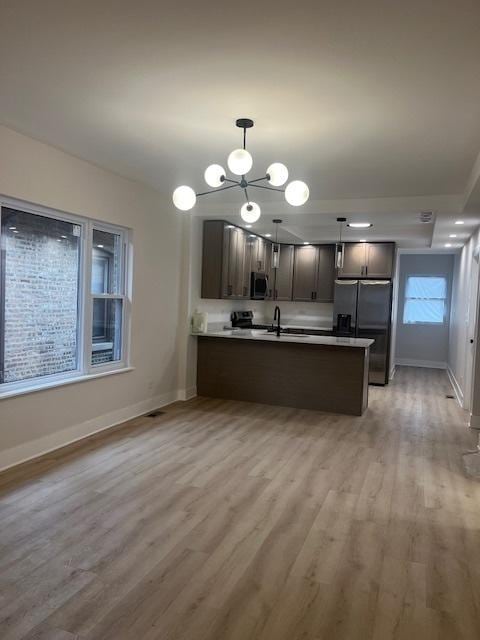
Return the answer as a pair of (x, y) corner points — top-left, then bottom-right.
(227, 148), (253, 176)
(267, 162), (289, 186)
(240, 202), (261, 223)
(285, 180), (309, 206)
(204, 164), (225, 188)
(172, 185), (196, 211)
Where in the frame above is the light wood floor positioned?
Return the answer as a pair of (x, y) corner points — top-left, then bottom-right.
(1, 367), (480, 639)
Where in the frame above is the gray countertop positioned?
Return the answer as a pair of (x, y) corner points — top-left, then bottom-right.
(192, 329), (374, 348)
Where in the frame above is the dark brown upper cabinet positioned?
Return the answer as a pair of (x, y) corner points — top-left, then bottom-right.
(292, 244), (335, 302)
(337, 242), (394, 279)
(292, 245), (319, 301)
(202, 221), (251, 299)
(272, 244), (294, 301)
(317, 245), (335, 302)
(251, 236), (268, 272)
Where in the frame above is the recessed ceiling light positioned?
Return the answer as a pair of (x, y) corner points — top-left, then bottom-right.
(445, 243), (452, 248)
(12, 230), (19, 234)
(360, 239), (366, 242)
(61, 235), (67, 239)
(57, 238), (62, 242)
(449, 234), (457, 238)
(226, 224), (235, 229)
(97, 244), (104, 248)
(347, 222), (372, 229)
(9, 226), (16, 230)
(249, 234), (256, 238)
(245, 224), (252, 228)
(455, 220), (464, 225)
(265, 233), (271, 237)
(303, 241), (310, 245)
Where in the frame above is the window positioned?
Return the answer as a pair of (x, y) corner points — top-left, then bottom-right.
(403, 276), (447, 325)
(0, 199), (131, 395)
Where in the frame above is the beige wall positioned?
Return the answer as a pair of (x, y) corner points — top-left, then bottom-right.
(0, 126), (184, 469)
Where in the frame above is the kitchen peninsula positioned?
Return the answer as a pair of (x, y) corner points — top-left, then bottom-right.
(195, 330), (373, 416)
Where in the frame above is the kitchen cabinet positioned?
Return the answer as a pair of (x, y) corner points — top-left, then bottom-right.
(202, 221), (251, 299)
(338, 242), (394, 279)
(365, 243), (394, 278)
(317, 245), (335, 302)
(292, 245), (319, 301)
(272, 244), (294, 301)
(251, 236), (268, 272)
(292, 244), (335, 302)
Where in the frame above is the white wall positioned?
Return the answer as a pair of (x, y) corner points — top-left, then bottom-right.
(0, 126), (183, 470)
(448, 228), (480, 410)
(395, 253), (454, 368)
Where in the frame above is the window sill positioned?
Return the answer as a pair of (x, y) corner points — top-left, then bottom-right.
(0, 366), (135, 401)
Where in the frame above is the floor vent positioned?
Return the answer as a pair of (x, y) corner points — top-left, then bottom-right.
(146, 410), (166, 418)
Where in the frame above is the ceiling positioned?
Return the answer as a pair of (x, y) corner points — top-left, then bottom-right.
(1, 0), (480, 248)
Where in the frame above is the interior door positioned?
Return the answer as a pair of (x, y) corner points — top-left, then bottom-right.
(292, 245), (319, 301)
(274, 244), (294, 301)
(339, 243), (367, 277)
(366, 243), (394, 278)
(465, 254), (479, 410)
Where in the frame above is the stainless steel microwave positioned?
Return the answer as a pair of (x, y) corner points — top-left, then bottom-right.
(250, 271), (268, 299)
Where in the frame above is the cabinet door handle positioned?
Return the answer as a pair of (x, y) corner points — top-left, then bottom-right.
(275, 289), (278, 299)
(243, 286), (247, 296)
(365, 265), (368, 276)
(228, 284), (233, 296)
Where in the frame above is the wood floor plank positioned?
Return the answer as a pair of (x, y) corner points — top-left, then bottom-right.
(1, 366), (480, 639)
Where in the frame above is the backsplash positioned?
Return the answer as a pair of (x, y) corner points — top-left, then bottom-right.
(192, 298), (334, 330)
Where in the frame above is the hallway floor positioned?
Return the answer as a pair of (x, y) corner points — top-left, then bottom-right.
(1, 367), (479, 639)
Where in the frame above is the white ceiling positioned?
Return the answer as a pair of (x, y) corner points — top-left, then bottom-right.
(1, 0), (480, 248)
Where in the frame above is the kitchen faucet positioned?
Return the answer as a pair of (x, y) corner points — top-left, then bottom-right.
(273, 305), (281, 337)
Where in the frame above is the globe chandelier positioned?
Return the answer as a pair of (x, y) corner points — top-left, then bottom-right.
(172, 118), (310, 223)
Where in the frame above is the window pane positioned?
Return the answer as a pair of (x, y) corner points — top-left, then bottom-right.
(1, 207), (80, 384)
(405, 276), (446, 299)
(91, 298), (123, 365)
(92, 229), (122, 294)
(403, 299), (445, 324)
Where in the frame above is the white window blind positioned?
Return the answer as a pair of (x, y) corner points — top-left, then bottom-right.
(403, 276), (447, 325)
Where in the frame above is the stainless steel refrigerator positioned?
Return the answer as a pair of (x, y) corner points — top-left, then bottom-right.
(333, 279), (392, 385)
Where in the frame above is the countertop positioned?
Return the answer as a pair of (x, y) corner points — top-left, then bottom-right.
(192, 329), (374, 348)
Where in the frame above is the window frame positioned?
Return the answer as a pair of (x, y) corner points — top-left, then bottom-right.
(0, 195), (132, 398)
(402, 274), (448, 326)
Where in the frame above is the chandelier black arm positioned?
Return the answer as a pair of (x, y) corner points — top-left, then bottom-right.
(247, 183), (286, 193)
(246, 176), (270, 184)
(196, 183), (241, 197)
(223, 178), (241, 185)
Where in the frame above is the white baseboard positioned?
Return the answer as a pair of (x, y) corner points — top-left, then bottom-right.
(447, 366), (465, 408)
(395, 358), (447, 369)
(0, 389), (185, 473)
(177, 386), (197, 401)
(469, 414), (480, 430)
